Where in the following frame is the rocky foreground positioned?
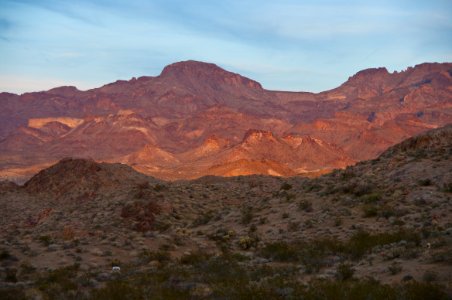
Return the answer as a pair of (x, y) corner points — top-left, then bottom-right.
(0, 125), (451, 299)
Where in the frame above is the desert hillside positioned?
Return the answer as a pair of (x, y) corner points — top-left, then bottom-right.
(0, 125), (451, 299)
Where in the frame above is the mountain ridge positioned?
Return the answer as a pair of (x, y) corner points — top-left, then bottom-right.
(0, 60), (451, 182)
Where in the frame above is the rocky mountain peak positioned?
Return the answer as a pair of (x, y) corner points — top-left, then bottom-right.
(160, 60), (262, 89)
(242, 129), (276, 144)
(47, 86), (81, 96)
(346, 67), (390, 83)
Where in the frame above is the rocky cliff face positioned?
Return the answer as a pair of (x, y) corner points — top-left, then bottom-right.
(0, 61), (451, 181)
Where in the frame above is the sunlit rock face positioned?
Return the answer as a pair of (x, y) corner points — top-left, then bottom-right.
(0, 61), (451, 181)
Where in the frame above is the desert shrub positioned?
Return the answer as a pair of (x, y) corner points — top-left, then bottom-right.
(259, 217), (267, 224)
(304, 279), (448, 300)
(344, 230), (420, 259)
(3, 253), (449, 300)
(335, 263), (354, 281)
(304, 219), (314, 228)
(136, 181), (150, 190)
(378, 206), (397, 219)
(388, 262), (402, 275)
(121, 200), (161, 232)
(285, 193), (296, 202)
(259, 238), (342, 273)
(0, 288), (27, 300)
(362, 204), (378, 217)
(153, 183), (166, 192)
(38, 235), (53, 246)
(418, 178), (432, 186)
(139, 249), (170, 264)
(298, 200), (313, 212)
(361, 192), (382, 203)
(91, 280), (142, 300)
(280, 182), (292, 190)
(430, 249), (452, 264)
(400, 282), (448, 300)
(304, 182), (323, 192)
(238, 235), (259, 250)
(340, 168), (356, 180)
(36, 264), (80, 298)
(304, 278), (394, 299)
(208, 228), (235, 243)
(287, 221), (300, 232)
(180, 251), (211, 265)
(392, 219), (405, 226)
(0, 249), (11, 260)
(442, 182), (452, 193)
(19, 261), (36, 276)
(192, 211), (213, 227)
(259, 241), (299, 262)
(240, 206), (254, 225)
(5, 268), (17, 282)
(422, 270), (439, 282)
(353, 182), (373, 196)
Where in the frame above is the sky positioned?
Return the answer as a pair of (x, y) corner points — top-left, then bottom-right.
(0, 0), (451, 94)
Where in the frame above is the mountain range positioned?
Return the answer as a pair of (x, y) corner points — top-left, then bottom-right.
(1, 60), (451, 181)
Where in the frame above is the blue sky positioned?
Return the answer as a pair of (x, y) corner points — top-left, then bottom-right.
(0, 0), (451, 93)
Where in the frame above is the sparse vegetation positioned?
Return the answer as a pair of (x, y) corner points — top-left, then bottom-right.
(280, 182), (292, 191)
(362, 204), (378, 217)
(0, 125), (450, 299)
(336, 263), (354, 281)
(240, 206), (254, 225)
(38, 235), (53, 246)
(388, 262), (402, 275)
(418, 178), (432, 186)
(298, 200), (313, 212)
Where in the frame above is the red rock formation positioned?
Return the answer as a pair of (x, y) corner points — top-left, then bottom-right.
(0, 61), (451, 181)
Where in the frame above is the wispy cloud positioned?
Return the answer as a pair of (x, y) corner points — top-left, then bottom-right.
(0, 74), (93, 94)
(0, 0), (451, 93)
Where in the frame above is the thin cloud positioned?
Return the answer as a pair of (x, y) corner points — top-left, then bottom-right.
(0, 0), (450, 93)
